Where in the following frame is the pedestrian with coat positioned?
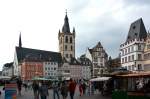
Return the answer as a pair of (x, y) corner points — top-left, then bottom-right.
(60, 81), (68, 99)
(52, 81), (60, 99)
(68, 78), (76, 99)
(32, 81), (39, 99)
(39, 82), (49, 99)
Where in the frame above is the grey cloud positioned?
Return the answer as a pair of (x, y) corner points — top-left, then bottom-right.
(66, 0), (90, 14)
(68, 0), (150, 59)
(123, 0), (150, 6)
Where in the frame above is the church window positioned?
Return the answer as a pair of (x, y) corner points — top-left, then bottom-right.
(65, 36), (68, 43)
(70, 37), (72, 43)
(65, 45), (67, 50)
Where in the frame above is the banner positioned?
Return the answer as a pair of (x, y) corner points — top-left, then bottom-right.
(5, 83), (17, 99)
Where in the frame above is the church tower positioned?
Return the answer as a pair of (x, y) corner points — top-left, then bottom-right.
(58, 12), (75, 62)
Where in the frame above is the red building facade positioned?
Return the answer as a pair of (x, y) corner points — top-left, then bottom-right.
(21, 60), (43, 81)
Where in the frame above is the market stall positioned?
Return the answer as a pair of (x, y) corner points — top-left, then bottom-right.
(112, 71), (150, 99)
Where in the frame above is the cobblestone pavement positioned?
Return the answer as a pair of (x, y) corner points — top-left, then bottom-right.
(0, 86), (111, 99)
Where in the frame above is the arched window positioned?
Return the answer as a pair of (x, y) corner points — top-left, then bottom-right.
(71, 45), (73, 51)
(65, 45), (67, 51)
(70, 37), (72, 43)
(70, 54), (72, 58)
(65, 36), (68, 43)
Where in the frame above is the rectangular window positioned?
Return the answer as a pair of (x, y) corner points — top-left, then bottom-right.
(138, 54), (142, 60)
(128, 56), (131, 62)
(137, 64), (142, 70)
(125, 49), (127, 54)
(128, 47), (130, 53)
(122, 50), (124, 55)
(138, 45), (142, 50)
(128, 66), (131, 70)
(125, 57), (127, 63)
(132, 55), (134, 61)
(131, 46), (134, 52)
(122, 58), (124, 63)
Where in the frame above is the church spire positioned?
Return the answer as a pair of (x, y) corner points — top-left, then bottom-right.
(19, 32), (22, 48)
(62, 10), (70, 33)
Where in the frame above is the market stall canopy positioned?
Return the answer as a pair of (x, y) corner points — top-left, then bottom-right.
(32, 77), (50, 81)
(116, 71), (150, 77)
(90, 77), (111, 82)
(0, 76), (11, 80)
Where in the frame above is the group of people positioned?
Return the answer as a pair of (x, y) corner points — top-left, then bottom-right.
(1, 77), (96, 99)
(32, 78), (77, 99)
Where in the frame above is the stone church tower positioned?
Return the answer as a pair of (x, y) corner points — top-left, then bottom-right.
(58, 12), (75, 61)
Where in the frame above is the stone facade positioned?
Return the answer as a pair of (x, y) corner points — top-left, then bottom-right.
(85, 42), (108, 77)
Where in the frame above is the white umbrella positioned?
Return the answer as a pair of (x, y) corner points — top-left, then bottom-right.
(0, 76), (11, 80)
(90, 77), (111, 82)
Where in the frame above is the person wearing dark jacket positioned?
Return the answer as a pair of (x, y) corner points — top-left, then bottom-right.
(60, 81), (68, 99)
(68, 79), (76, 99)
(17, 78), (22, 96)
(32, 81), (39, 99)
(39, 82), (49, 99)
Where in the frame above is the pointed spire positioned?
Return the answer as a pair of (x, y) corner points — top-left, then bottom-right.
(62, 10), (70, 33)
(59, 29), (60, 33)
(19, 32), (22, 48)
(73, 27), (75, 33)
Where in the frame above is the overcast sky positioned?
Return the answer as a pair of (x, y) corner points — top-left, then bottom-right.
(0, 0), (150, 70)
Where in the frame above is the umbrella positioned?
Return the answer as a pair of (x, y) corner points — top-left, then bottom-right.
(32, 77), (49, 81)
(90, 77), (111, 82)
(0, 76), (11, 80)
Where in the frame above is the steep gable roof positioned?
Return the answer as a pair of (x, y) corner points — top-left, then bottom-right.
(69, 57), (81, 65)
(15, 47), (62, 63)
(126, 18), (147, 41)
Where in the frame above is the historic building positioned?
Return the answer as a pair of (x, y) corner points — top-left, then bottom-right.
(21, 56), (43, 81)
(43, 61), (59, 79)
(58, 12), (75, 62)
(85, 42), (108, 77)
(120, 18), (147, 71)
(13, 34), (62, 80)
(2, 62), (14, 76)
(77, 54), (92, 80)
(107, 56), (121, 72)
(143, 33), (150, 71)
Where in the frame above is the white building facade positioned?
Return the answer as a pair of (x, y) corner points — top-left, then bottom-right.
(43, 61), (59, 79)
(120, 18), (147, 71)
(120, 39), (145, 71)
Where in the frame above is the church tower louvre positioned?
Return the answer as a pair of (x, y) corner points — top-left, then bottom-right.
(58, 12), (75, 62)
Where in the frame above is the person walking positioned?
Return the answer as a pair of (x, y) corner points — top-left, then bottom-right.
(39, 82), (49, 99)
(68, 78), (76, 99)
(60, 81), (68, 99)
(79, 82), (83, 96)
(82, 82), (86, 95)
(32, 81), (39, 99)
(17, 78), (22, 96)
(52, 81), (60, 99)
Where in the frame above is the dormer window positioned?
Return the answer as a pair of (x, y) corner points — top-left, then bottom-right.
(133, 26), (136, 29)
(135, 33), (137, 36)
